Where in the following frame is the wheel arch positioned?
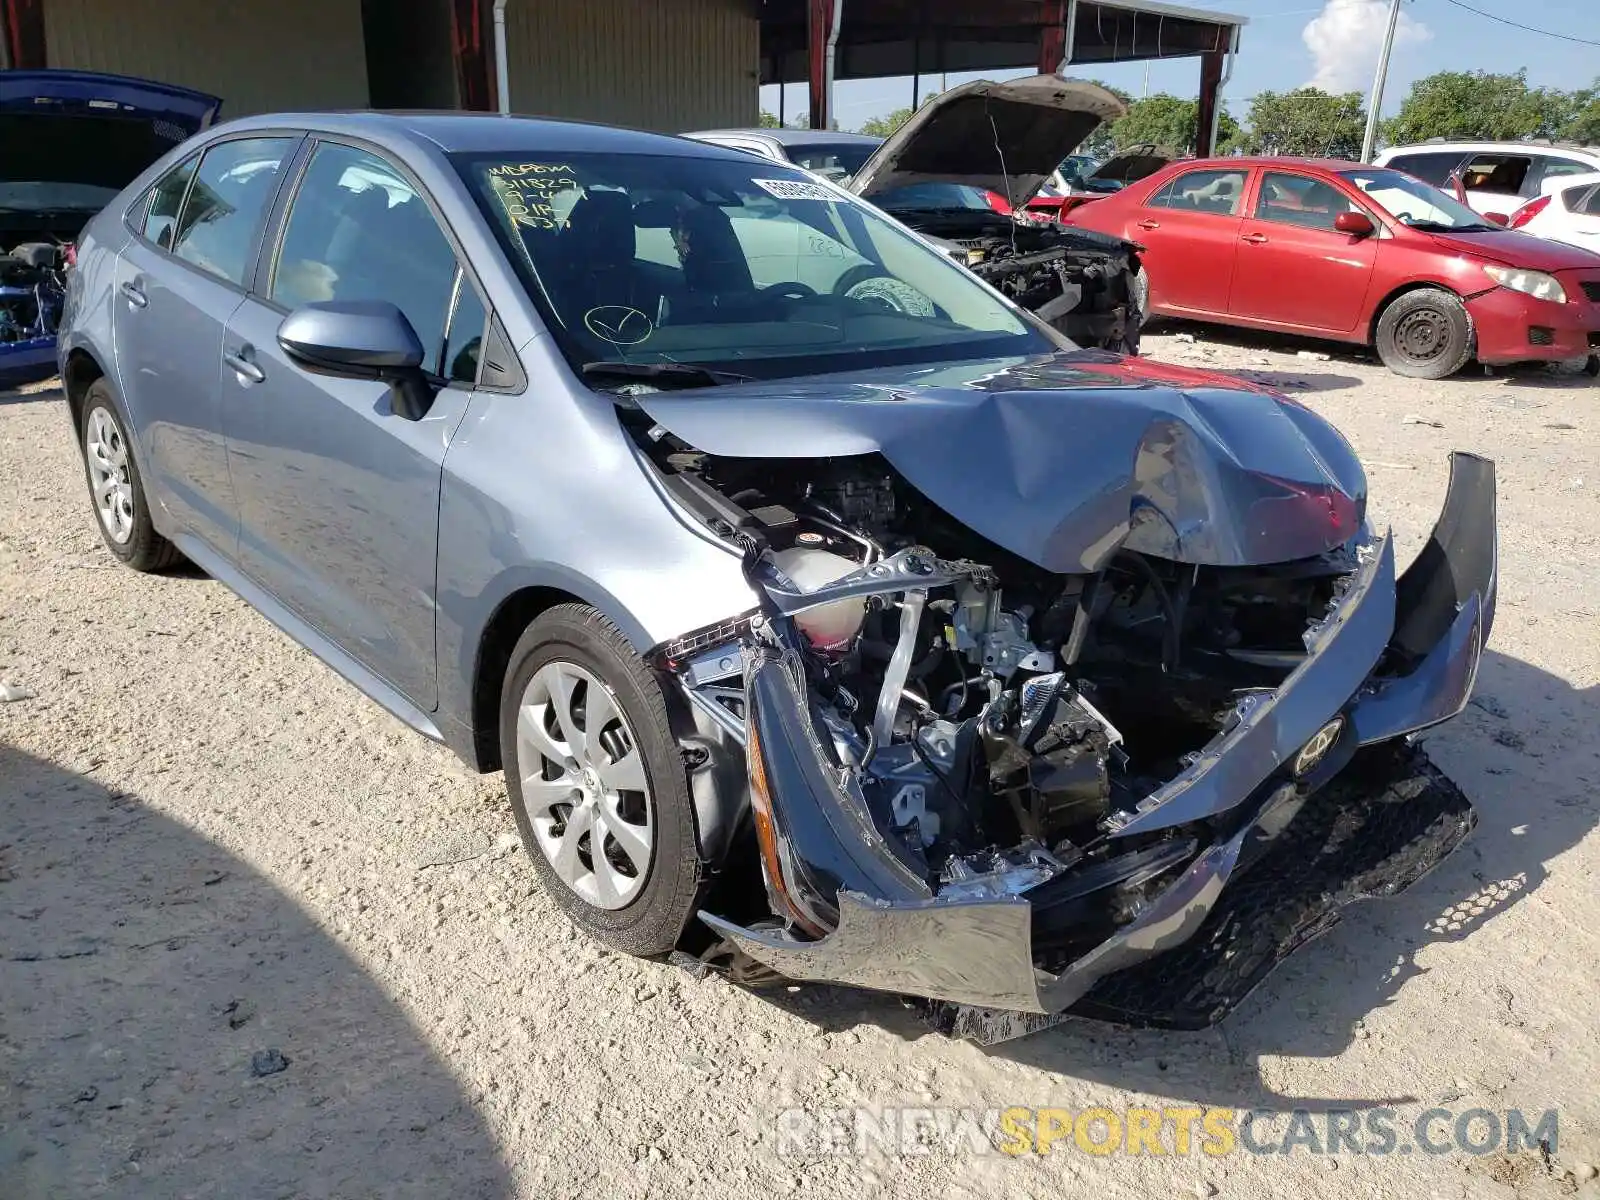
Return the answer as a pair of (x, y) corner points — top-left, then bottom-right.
(467, 584), (593, 773)
(61, 345), (109, 435)
(1364, 279), (1468, 346)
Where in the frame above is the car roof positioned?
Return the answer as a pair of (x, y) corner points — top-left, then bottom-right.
(1166, 156), (1369, 173)
(1379, 141), (1600, 159)
(201, 109), (768, 162)
(686, 128), (882, 147)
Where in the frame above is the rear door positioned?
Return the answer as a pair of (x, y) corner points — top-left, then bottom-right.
(1132, 166), (1251, 316)
(222, 138), (484, 709)
(111, 135), (298, 555)
(1228, 170), (1379, 334)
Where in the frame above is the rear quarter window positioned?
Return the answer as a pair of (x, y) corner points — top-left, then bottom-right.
(1383, 152), (1465, 187)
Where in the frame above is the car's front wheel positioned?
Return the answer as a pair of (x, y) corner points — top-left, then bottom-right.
(500, 604), (705, 956)
(1374, 288), (1474, 379)
(79, 381), (181, 572)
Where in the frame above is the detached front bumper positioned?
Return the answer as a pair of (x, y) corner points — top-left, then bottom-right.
(699, 455), (1496, 1026)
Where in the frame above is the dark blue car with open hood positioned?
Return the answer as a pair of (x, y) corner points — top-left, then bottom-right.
(0, 69), (219, 386)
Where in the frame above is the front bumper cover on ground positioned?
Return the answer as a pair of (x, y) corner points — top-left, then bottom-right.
(698, 454), (1496, 1027)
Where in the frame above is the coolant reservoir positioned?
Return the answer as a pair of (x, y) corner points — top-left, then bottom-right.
(770, 547), (867, 652)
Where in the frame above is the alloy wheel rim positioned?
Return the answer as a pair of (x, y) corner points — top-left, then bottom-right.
(516, 660), (654, 910)
(1393, 308), (1449, 363)
(85, 408), (135, 544)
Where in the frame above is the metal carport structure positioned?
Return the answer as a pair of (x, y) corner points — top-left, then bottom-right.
(759, 0), (1247, 155)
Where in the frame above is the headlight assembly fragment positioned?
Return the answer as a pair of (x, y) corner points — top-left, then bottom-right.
(1482, 265), (1567, 304)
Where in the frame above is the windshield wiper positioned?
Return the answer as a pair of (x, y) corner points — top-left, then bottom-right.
(581, 361), (752, 390)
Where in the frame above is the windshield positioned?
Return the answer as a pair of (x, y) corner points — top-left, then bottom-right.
(872, 183), (998, 214)
(0, 181), (120, 212)
(1340, 168), (1498, 231)
(454, 151), (1049, 382)
(784, 142), (877, 183)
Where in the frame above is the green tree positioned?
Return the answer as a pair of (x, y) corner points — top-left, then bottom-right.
(758, 110), (782, 129)
(1235, 88), (1366, 158)
(1384, 70), (1569, 145)
(1080, 84), (1133, 157)
(858, 107), (914, 138)
(1101, 93), (1238, 156)
(1559, 81), (1600, 144)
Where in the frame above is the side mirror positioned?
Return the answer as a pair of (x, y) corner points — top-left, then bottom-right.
(277, 300), (434, 420)
(1485, 211), (1510, 227)
(1334, 210), (1376, 238)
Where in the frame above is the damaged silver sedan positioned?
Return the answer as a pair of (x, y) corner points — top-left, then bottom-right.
(59, 110), (1494, 1042)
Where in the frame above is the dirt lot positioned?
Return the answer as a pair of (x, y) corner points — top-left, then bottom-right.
(2, 327), (1599, 1200)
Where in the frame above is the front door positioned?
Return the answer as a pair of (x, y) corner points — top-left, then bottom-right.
(111, 136), (297, 554)
(224, 140), (488, 709)
(1133, 166), (1250, 316)
(1229, 171), (1379, 335)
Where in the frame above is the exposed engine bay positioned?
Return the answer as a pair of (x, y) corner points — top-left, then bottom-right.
(917, 214), (1142, 354)
(640, 434), (1366, 972)
(0, 241), (67, 359)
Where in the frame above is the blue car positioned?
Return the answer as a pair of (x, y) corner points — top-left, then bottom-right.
(0, 69), (219, 387)
(57, 110), (1496, 1039)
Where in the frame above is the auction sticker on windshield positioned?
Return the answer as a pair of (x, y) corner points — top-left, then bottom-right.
(751, 178), (840, 202)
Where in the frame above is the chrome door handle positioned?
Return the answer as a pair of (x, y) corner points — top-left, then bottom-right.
(1137, 218), (1161, 230)
(1241, 232), (1269, 244)
(119, 281), (148, 308)
(224, 349), (265, 384)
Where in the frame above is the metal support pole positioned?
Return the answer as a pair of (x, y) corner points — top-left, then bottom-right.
(493, 0), (510, 115)
(808, 0), (843, 130)
(1361, 0), (1404, 163)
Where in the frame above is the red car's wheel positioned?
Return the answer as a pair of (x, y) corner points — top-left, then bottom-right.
(1374, 288), (1474, 380)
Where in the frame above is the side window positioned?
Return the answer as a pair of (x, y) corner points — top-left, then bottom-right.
(1460, 154), (1531, 197)
(1145, 178), (1177, 208)
(140, 155), (198, 249)
(1386, 152), (1464, 187)
(270, 141), (461, 376)
(1148, 169), (1247, 216)
(1254, 172), (1360, 231)
(443, 271), (487, 385)
(1577, 186), (1600, 217)
(1529, 156), (1596, 193)
(170, 137), (296, 286)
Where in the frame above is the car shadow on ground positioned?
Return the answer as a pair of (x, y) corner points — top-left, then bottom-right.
(0, 381), (64, 407)
(0, 745), (515, 1199)
(1147, 319), (1597, 391)
(755, 647), (1598, 1110)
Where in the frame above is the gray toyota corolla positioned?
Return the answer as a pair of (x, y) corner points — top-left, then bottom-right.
(58, 110), (1496, 1041)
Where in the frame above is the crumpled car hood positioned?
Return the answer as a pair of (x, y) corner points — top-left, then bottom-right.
(630, 350), (1367, 572)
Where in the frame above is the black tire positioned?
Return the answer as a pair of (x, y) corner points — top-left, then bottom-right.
(1374, 288), (1474, 380)
(78, 380), (181, 572)
(499, 604), (704, 957)
(1131, 266), (1150, 319)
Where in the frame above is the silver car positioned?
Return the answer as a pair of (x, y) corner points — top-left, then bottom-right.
(58, 111), (1496, 1039)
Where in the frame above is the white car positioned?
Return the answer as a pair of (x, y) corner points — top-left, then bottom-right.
(1505, 170), (1600, 250)
(1374, 141), (1600, 221)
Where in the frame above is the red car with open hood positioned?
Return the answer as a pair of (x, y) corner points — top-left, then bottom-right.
(1067, 156), (1600, 378)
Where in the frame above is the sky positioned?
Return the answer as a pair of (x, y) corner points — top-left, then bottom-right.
(758, 0), (1597, 132)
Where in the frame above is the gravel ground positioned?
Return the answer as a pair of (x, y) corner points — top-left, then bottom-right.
(2, 328), (1599, 1200)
